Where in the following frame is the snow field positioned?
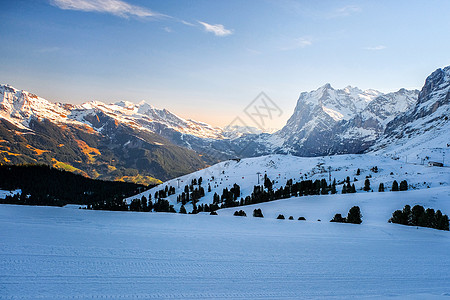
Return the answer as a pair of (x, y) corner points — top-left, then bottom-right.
(1, 185), (450, 299)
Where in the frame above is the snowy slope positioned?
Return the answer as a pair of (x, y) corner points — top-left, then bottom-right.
(127, 153), (450, 213)
(1, 187), (450, 299)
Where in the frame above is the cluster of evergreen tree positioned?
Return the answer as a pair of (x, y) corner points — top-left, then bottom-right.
(211, 183), (241, 208)
(330, 206), (362, 224)
(389, 205), (449, 231)
(253, 208), (264, 218)
(210, 175), (359, 210)
(129, 195), (152, 212)
(1, 193), (67, 207)
(233, 210), (247, 216)
(341, 176), (357, 194)
(223, 178), (335, 209)
(89, 199), (128, 211)
(275, 214), (307, 220)
(154, 186), (176, 200)
(177, 180), (205, 206)
(89, 194), (176, 213)
(190, 202), (220, 214)
(0, 164), (148, 207)
(390, 180), (408, 191)
(153, 199), (176, 213)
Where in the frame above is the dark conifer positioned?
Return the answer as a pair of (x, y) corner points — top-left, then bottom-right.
(392, 180), (399, 191)
(346, 206), (362, 224)
(253, 208), (264, 218)
(363, 179), (370, 192)
(330, 213), (346, 223)
(399, 180), (408, 191)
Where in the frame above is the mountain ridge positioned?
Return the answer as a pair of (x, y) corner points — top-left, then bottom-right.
(1, 65), (448, 182)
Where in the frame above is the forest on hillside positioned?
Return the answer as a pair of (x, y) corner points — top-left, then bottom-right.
(0, 164), (150, 206)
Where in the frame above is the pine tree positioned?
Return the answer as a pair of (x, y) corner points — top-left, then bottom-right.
(378, 183), (385, 192)
(392, 180), (399, 191)
(356, 168), (360, 176)
(331, 179), (337, 194)
(399, 180), (408, 191)
(264, 176), (273, 191)
(234, 210), (246, 217)
(363, 179), (370, 192)
(141, 195), (148, 211)
(179, 205), (187, 214)
(330, 213), (346, 223)
(346, 206), (362, 224)
(253, 208), (264, 218)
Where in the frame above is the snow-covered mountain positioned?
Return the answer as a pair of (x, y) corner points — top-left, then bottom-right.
(0, 85), (225, 140)
(270, 84), (419, 156)
(0, 84), (211, 183)
(371, 65), (450, 163)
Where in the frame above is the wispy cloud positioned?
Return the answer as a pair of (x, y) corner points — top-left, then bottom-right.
(198, 21), (233, 36)
(364, 45), (386, 51)
(330, 5), (361, 18)
(50, 0), (164, 18)
(51, 1), (235, 37)
(180, 20), (195, 27)
(281, 37), (313, 51)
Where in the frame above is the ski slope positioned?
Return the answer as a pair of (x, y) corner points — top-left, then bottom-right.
(127, 153), (450, 213)
(1, 186), (450, 299)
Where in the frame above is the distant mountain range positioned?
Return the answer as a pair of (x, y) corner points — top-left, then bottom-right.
(1, 65), (448, 183)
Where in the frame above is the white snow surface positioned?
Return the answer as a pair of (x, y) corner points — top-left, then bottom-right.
(1, 186), (450, 299)
(128, 153), (450, 213)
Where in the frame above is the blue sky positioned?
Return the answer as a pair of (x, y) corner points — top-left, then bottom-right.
(1, 0), (449, 129)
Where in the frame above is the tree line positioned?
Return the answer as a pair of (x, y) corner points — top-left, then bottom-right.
(389, 205), (449, 231)
(0, 164), (148, 207)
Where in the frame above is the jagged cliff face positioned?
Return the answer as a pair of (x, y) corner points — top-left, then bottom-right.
(384, 66), (450, 135)
(270, 85), (419, 156)
(371, 66), (450, 155)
